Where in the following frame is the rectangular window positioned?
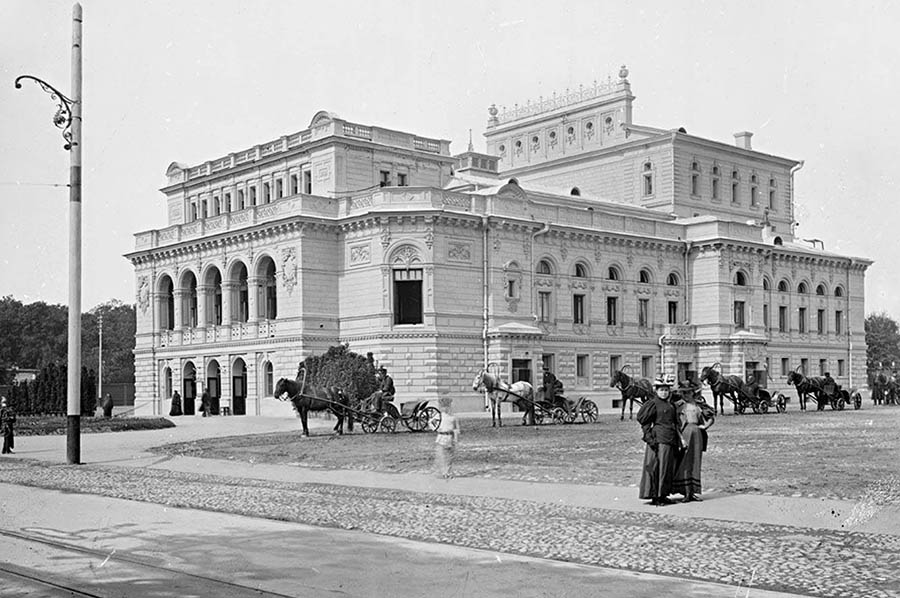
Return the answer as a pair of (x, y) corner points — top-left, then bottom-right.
(290, 174), (299, 195)
(303, 170), (312, 194)
(263, 182), (271, 203)
(768, 189), (775, 210)
(835, 311), (843, 334)
(817, 309), (825, 334)
(712, 178), (719, 200)
(638, 298), (649, 328)
(507, 279), (517, 298)
(573, 294), (585, 324)
(275, 179), (283, 199)
(380, 170), (391, 187)
(190, 203), (198, 221)
(763, 303), (770, 330)
(800, 358), (808, 375)
(750, 186), (758, 206)
(781, 358), (790, 376)
(838, 359), (845, 376)
(393, 269), (423, 325)
(732, 182), (739, 203)
(643, 173), (653, 196)
(250, 186), (257, 206)
(542, 354), (554, 374)
(576, 354), (588, 379)
(224, 192), (231, 212)
(213, 196), (220, 216)
(798, 307), (807, 333)
(779, 306), (788, 332)
(606, 296), (618, 326)
(691, 174), (699, 196)
(734, 301), (746, 329)
(237, 190), (244, 210)
(397, 173), (408, 187)
(641, 356), (653, 378)
(819, 359), (827, 376)
(667, 301), (678, 325)
(538, 291), (552, 323)
(200, 200), (208, 219)
(609, 355), (622, 378)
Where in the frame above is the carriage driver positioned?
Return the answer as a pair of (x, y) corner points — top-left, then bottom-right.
(371, 366), (395, 414)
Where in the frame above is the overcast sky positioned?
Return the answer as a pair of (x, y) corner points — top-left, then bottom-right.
(2, 1), (898, 318)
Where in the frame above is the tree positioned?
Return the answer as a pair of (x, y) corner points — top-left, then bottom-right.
(82, 300), (136, 386)
(865, 312), (900, 380)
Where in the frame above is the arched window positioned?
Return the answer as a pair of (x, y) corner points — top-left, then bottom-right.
(264, 362), (274, 396)
(164, 367), (172, 399)
(798, 282), (808, 294)
(574, 263), (587, 278)
(667, 272), (679, 286)
(778, 280), (789, 293)
(816, 284), (826, 296)
(763, 278), (770, 291)
(639, 269), (651, 284)
(158, 274), (175, 331)
(257, 256), (277, 320)
(607, 266), (620, 281)
(537, 259), (552, 275)
(734, 272), (747, 286)
(180, 271), (198, 328)
(230, 262), (250, 323)
(204, 267), (223, 326)
(834, 286), (844, 297)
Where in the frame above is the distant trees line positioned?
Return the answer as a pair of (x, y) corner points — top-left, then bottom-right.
(0, 295), (135, 387)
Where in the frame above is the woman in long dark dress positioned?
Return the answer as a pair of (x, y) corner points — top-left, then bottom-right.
(672, 393), (714, 502)
(636, 376), (679, 506)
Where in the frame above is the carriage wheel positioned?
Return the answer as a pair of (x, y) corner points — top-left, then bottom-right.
(830, 398), (838, 411)
(759, 401), (769, 414)
(776, 393), (787, 414)
(581, 400), (599, 424)
(564, 408), (577, 424)
(837, 397), (846, 411)
(360, 416), (378, 434)
(424, 406), (442, 431)
(533, 409), (545, 425)
(735, 402), (746, 415)
(551, 408), (567, 425)
(380, 415), (397, 434)
(853, 392), (862, 410)
(751, 403), (760, 414)
(406, 412), (427, 432)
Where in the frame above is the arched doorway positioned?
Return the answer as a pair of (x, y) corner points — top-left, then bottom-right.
(206, 359), (221, 415)
(256, 256), (277, 320)
(182, 361), (197, 415)
(232, 357), (247, 415)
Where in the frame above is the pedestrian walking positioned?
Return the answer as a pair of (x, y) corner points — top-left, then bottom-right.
(1, 396), (16, 455)
(169, 390), (183, 416)
(199, 389), (210, 417)
(636, 375), (679, 506)
(672, 392), (715, 502)
(101, 393), (115, 418)
(434, 397), (460, 479)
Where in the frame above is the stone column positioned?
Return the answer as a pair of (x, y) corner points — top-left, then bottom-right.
(197, 284), (210, 330)
(248, 276), (263, 323)
(173, 289), (185, 330)
(222, 282), (234, 326)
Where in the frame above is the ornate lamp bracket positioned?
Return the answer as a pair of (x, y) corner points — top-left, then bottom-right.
(14, 75), (77, 150)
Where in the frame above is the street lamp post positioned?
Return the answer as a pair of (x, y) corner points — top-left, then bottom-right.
(15, 3), (83, 464)
(98, 313), (103, 403)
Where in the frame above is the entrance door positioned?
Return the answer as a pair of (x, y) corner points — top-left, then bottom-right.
(183, 378), (196, 415)
(745, 361), (761, 386)
(232, 374), (247, 415)
(207, 377), (220, 415)
(512, 359), (532, 384)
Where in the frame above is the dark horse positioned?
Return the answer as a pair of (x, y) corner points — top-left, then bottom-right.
(274, 377), (353, 437)
(609, 370), (654, 420)
(786, 371), (827, 411)
(472, 369), (535, 427)
(699, 366), (745, 415)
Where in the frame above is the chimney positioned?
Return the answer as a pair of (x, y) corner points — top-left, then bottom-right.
(734, 131), (753, 150)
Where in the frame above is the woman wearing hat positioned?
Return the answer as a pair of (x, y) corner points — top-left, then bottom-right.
(672, 390), (714, 502)
(636, 375), (679, 506)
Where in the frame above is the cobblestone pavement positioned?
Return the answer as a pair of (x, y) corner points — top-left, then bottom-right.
(1, 458), (898, 598)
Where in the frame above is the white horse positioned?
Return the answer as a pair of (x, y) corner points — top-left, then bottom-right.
(472, 368), (535, 427)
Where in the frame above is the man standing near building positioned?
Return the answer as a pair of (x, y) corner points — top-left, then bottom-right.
(1, 397), (16, 455)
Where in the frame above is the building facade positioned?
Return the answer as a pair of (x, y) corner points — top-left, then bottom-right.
(127, 67), (870, 416)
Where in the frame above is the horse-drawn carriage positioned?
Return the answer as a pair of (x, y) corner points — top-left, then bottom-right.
(700, 364), (787, 415)
(472, 366), (599, 427)
(355, 394), (442, 434)
(786, 370), (862, 411)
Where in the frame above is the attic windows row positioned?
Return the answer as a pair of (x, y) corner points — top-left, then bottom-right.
(693, 162), (778, 209)
(379, 170), (409, 187)
(186, 172), (313, 222)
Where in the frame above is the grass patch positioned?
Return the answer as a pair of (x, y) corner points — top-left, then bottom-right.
(15, 416), (176, 436)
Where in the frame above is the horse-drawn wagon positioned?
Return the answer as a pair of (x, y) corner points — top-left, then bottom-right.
(358, 398), (442, 434)
(786, 370), (862, 411)
(700, 364), (787, 415)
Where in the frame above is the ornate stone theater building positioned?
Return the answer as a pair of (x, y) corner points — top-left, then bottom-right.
(127, 67), (869, 416)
